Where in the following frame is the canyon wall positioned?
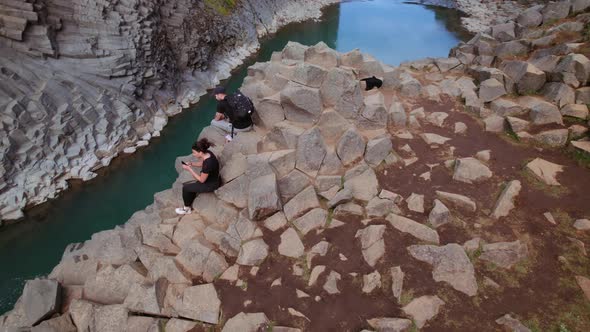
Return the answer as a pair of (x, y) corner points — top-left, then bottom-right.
(0, 0), (339, 222)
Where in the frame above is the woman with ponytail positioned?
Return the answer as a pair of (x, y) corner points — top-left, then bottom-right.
(175, 138), (221, 215)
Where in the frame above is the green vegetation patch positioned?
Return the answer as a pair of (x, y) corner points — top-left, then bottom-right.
(204, 0), (238, 15)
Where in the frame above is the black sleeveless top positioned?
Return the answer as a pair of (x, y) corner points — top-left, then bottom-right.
(201, 151), (220, 185)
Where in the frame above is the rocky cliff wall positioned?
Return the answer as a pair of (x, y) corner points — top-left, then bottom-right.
(0, 0), (339, 222)
(414, 0), (528, 33)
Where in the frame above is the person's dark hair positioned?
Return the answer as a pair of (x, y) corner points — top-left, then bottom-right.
(192, 138), (214, 153)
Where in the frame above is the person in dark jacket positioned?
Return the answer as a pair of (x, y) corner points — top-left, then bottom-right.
(175, 138), (221, 215)
(210, 86), (253, 138)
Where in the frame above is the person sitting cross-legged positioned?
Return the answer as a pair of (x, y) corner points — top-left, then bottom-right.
(175, 138), (221, 215)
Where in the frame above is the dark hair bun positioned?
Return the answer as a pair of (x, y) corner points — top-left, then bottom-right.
(192, 138), (215, 152)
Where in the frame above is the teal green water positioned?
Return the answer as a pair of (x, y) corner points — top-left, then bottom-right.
(0, 0), (469, 313)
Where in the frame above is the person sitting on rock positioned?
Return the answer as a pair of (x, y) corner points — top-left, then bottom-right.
(210, 86), (255, 140)
(175, 138), (221, 215)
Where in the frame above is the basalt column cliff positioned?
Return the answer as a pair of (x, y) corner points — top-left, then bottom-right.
(0, 0), (339, 222)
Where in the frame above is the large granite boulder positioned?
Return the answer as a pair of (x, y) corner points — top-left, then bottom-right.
(280, 81), (322, 123)
(336, 128), (366, 166)
(408, 244), (478, 296)
(295, 127), (327, 177)
(248, 174), (281, 221)
(501, 61), (545, 94)
(22, 279), (61, 326)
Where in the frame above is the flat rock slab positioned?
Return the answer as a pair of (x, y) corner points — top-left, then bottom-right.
(176, 284), (221, 324)
(480, 240), (528, 268)
(420, 133), (451, 145)
(436, 191), (477, 212)
(406, 193), (425, 213)
(408, 244), (478, 296)
(526, 158), (563, 186)
(572, 140), (590, 153)
(490, 180), (521, 219)
(402, 295), (444, 328)
(356, 225), (386, 267)
(496, 314), (532, 332)
(278, 228), (305, 258)
(453, 157), (492, 184)
(221, 312), (269, 332)
(367, 317), (412, 332)
(22, 279), (61, 325)
(387, 214), (440, 244)
(237, 238), (269, 266)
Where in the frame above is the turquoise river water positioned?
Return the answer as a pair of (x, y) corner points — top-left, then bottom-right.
(0, 0), (470, 313)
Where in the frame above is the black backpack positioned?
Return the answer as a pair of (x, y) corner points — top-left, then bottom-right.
(226, 91), (255, 134)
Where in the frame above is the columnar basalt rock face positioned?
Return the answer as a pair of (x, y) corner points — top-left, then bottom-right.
(0, 0), (340, 222)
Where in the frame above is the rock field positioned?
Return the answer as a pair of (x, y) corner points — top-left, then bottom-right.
(2, 0), (590, 331)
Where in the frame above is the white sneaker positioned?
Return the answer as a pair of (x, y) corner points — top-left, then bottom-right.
(175, 207), (192, 215)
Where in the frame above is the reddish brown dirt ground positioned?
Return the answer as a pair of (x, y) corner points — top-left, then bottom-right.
(214, 95), (590, 332)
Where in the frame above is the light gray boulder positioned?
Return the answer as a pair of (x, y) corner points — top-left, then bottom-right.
(317, 110), (350, 143)
(327, 187), (353, 209)
(293, 208), (328, 235)
(542, 82), (575, 108)
(269, 149), (296, 179)
(277, 169), (311, 203)
(495, 40), (530, 58)
(282, 41), (307, 61)
(453, 157), (493, 184)
(408, 244), (478, 296)
(387, 214), (440, 244)
(280, 81), (322, 123)
(429, 199), (451, 228)
(296, 127), (327, 177)
(553, 53), (590, 86)
(320, 67), (363, 119)
(542, 1), (572, 24)
(93, 305), (128, 332)
(283, 186), (320, 221)
(264, 121), (305, 150)
(248, 174), (281, 221)
(501, 61), (546, 94)
(480, 240), (528, 268)
(388, 102), (407, 127)
(491, 180), (522, 219)
(402, 295), (444, 329)
(561, 104), (589, 119)
(291, 62), (327, 88)
(490, 98), (524, 116)
(237, 238), (269, 266)
(518, 96), (563, 125)
(479, 78), (506, 102)
(22, 279), (61, 326)
(517, 7), (543, 27)
(367, 317), (412, 332)
(255, 95), (286, 129)
(222, 312), (269, 332)
(304, 41), (340, 69)
(365, 136), (393, 167)
(534, 129), (569, 147)
(278, 228), (305, 258)
(491, 22), (516, 42)
(506, 116), (530, 132)
(336, 128), (366, 166)
(356, 225), (386, 267)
